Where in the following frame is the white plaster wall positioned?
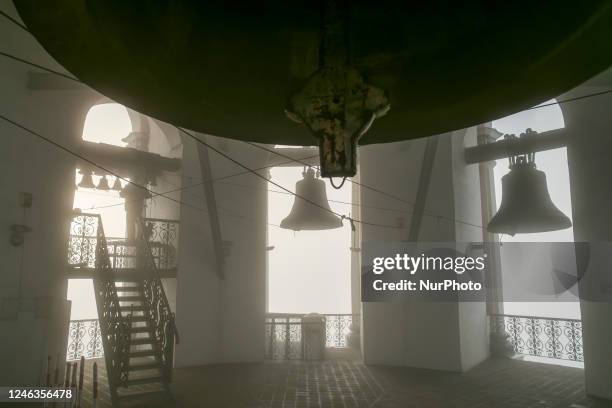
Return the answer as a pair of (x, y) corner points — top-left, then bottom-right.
(174, 136), (222, 366)
(360, 131), (489, 372)
(174, 135), (268, 366)
(451, 127), (490, 371)
(0, 2), (103, 384)
(560, 78), (612, 400)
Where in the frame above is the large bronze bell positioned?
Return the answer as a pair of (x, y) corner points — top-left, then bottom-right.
(96, 175), (111, 191)
(280, 168), (344, 231)
(112, 177), (123, 191)
(15, 2), (612, 175)
(487, 154), (572, 236)
(77, 168), (96, 189)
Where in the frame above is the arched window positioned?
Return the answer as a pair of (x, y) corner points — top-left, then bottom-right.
(493, 100), (581, 353)
(492, 99), (573, 243)
(82, 103), (132, 146)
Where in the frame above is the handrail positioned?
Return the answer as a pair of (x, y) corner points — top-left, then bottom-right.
(75, 212), (132, 403)
(490, 313), (583, 362)
(143, 216), (180, 223)
(266, 313), (358, 317)
(489, 313), (581, 323)
(138, 219), (179, 382)
(139, 220), (179, 343)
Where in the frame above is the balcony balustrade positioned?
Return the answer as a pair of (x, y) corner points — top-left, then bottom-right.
(265, 314), (359, 360)
(491, 314), (583, 362)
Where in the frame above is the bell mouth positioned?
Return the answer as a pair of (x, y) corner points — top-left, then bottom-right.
(487, 213), (572, 236)
(487, 164), (572, 235)
(279, 168), (345, 231)
(280, 215), (344, 231)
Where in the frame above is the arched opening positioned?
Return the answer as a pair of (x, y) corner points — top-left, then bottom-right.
(267, 167), (352, 314)
(68, 103), (133, 323)
(81, 103), (132, 146)
(492, 99), (581, 367)
(266, 166), (354, 357)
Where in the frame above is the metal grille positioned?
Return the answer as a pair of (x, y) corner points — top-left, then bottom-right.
(68, 216), (179, 272)
(67, 214), (98, 268)
(325, 314), (355, 348)
(265, 314), (358, 360)
(67, 319), (103, 361)
(106, 239), (137, 269)
(143, 218), (179, 271)
(491, 314), (583, 361)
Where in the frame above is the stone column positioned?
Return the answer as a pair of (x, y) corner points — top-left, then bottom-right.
(0, 79), (100, 386)
(120, 183), (150, 241)
(359, 129), (489, 371)
(560, 77), (612, 401)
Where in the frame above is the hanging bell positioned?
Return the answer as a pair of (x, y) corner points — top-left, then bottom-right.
(280, 168), (344, 231)
(112, 177), (123, 191)
(487, 144), (571, 235)
(77, 168), (96, 189)
(96, 175), (110, 190)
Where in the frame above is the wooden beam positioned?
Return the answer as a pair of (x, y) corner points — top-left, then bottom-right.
(464, 128), (568, 164)
(197, 141), (225, 280)
(79, 141), (181, 175)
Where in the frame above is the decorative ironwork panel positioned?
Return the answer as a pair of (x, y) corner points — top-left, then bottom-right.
(95, 218), (132, 388)
(324, 314), (355, 348)
(265, 316), (306, 360)
(138, 219), (178, 382)
(265, 314), (358, 360)
(106, 239), (137, 269)
(67, 319), (103, 360)
(67, 214), (99, 268)
(143, 218), (179, 271)
(491, 314), (583, 361)
(69, 213), (132, 391)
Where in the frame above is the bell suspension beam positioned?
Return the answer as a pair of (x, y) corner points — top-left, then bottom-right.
(464, 128), (568, 164)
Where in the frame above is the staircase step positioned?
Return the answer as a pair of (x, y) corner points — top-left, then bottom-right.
(129, 326), (153, 334)
(129, 361), (161, 371)
(129, 316), (148, 323)
(130, 337), (154, 346)
(129, 350), (161, 358)
(113, 277), (145, 283)
(125, 375), (164, 386)
(118, 296), (144, 302)
(115, 286), (142, 292)
(120, 305), (145, 312)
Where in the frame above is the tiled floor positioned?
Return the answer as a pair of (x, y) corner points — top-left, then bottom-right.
(73, 352), (610, 408)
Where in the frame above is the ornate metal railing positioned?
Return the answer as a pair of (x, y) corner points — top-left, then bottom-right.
(325, 314), (356, 349)
(68, 233), (136, 270)
(106, 239), (137, 269)
(139, 220), (179, 382)
(70, 213), (132, 403)
(265, 314), (358, 360)
(67, 214), (98, 268)
(67, 319), (103, 360)
(94, 215), (133, 392)
(265, 314), (308, 360)
(490, 314), (583, 362)
(143, 218), (179, 271)
(68, 216), (179, 272)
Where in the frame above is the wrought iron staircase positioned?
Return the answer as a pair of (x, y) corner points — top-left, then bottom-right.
(69, 213), (178, 406)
